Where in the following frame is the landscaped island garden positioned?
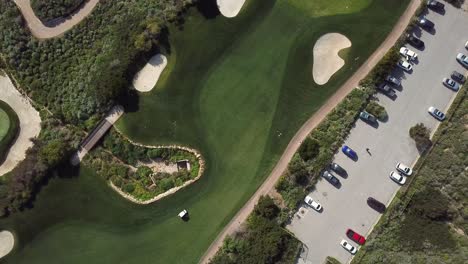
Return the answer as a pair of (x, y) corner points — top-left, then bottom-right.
(0, 101), (19, 164)
(0, 0), (410, 263)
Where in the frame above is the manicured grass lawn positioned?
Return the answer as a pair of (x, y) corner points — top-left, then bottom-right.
(0, 108), (10, 142)
(0, 0), (410, 263)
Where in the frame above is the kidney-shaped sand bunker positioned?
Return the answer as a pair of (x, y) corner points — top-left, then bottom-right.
(312, 33), (352, 85)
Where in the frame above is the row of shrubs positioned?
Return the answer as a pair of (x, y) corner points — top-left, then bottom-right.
(352, 83), (468, 264)
(86, 129), (200, 201)
(31, 0), (85, 22)
(209, 196), (302, 264)
(0, 100), (19, 163)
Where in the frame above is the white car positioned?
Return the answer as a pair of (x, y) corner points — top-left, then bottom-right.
(397, 59), (413, 72)
(304, 196), (322, 211)
(442, 78), (460, 91)
(456, 53), (468, 67)
(390, 171), (407, 185)
(465, 40), (468, 49)
(399, 47), (418, 60)
(340, 239), (357, 254)
(428, 106), (445, 121)
(396, 162), (413, 176)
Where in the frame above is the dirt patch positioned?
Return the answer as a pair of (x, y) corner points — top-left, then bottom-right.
(217, 0), (246, 18)
(0, 230), (14, 259)
(312, 33), (351, 85)
(139, 159), (178, 174)
(0, 75), (41, 176)
(132, 54), (167, 92)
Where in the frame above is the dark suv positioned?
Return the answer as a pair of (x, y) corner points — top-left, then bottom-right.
(406, 34), (424, 49)
(418, 18), (435, 30)
(451, 71), (466, 84)
(322, 170), (340, 186)
(367, 197), (386, 213)
(427, 0), (444, 11)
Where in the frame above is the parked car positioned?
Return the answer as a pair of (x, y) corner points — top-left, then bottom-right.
(346, 229), (366, 245)
(397, 59), (413, 72)
(465, 40), (468, 49)
(442, 78), (460, 91)
(385, 75), (401, 86)
(378, 83), (396, 97)
(456, 53), (468, 68)
(406, 34), (424, 49)
(396, 162), (413, 176)
(330, 162), (346, 176)
(304, 196), (322, 211)
(342, 145), (358, 160)
(451, 71), (466, 84)
(399, 47), (418, 61)
(417, 18), (435, 30)
(428, 106), (446, 121)
(322, 170), (340, 186)
(426, 0), (444, 10)
(367, 197), (386, 213)
(389, 171), (407, 185)
(340, 239), (357, 255)
(359, 111), (377, 124)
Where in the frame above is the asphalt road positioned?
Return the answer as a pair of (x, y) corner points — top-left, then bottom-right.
(287, 4), (468, 264)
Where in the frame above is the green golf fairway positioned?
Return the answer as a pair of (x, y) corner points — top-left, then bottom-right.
(0, 0), (410, 263)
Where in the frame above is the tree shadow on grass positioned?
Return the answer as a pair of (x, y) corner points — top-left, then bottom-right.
(196, 0), (221, 19)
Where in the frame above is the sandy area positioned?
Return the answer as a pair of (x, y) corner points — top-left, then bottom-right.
(217, 0), (246, 18)
(0, 75), (41, 176)
(13, 0), (100, 39)
(139, 160), (178, 174)
(312, 33), (352, 85)
(132, 54), (167, 92)
(0, 230), (14, 259)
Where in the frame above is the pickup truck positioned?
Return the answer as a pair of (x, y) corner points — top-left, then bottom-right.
(377, 83), (396, 97)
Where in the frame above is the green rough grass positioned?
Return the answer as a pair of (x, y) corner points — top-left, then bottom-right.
(0, 0), (410, 263)
(289, 0), (372, 17)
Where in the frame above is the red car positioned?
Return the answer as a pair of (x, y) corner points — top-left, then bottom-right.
(346, 229), (366, 245)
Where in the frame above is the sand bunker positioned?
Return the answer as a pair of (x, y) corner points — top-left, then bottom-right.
(132, 54), (167, 92)
(312, 33), (351, 85)
(0, 75), (41, 176)
(217, 0), (246, 18)
(0, 230), (14, 259)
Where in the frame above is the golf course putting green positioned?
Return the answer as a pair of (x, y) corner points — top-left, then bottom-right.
(0, 0), (410, 263)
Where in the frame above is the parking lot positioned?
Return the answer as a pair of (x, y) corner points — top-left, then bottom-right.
(288, 4), (468, 264)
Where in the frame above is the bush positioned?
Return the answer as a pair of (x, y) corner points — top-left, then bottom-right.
(298, 137), (320, 161)
(366, 101), (387, 121)
(253, 196), (280, 220)
(409, 123), (432, 153)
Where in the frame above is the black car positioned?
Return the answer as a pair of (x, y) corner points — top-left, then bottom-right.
(330, 162), (346, 176)
(418, 18), (435, 30)
(377, 83), (396, 97)
(359, 111), (377, 124)
(322, 170), (340, 186)
(451, 71), (466, 84)
(406, 34), (424, 49)
(367, 197), (386, 213)
(427, 0), (444, 10)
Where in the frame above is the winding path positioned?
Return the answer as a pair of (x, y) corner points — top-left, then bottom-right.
(13, 0), (99, 39)
(199, 0), (421, 262)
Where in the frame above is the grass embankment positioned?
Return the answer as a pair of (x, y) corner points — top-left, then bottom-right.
(0, 0), (409, 263)
(352, 85), (468, 264)
(0, 101), (19, 163)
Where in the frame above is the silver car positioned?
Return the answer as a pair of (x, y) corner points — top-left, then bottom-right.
(428, 106), (445, 121)
(442, 78), (460, 91)
(456, 53), (468, 67)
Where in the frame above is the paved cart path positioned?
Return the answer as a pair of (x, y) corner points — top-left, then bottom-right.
(199, 0), (421, 262)
(13, 0), (99, 39)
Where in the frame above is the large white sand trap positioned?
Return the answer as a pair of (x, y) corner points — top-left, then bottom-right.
(132, 54), (167, 92)
(0, 230), (14, 259)
(0, 75), (41, 176)
(217, 0), (246, 18)
(313, 33), (351, 85)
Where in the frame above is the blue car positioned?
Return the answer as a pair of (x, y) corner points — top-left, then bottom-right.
(342, 145), (358, 160)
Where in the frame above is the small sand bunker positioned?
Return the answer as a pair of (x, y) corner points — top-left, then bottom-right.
(0, 230), (14, 259)
(312, 33), (351, 85)
(217, 0), (246, 18)
(132, 54), (167, 92)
